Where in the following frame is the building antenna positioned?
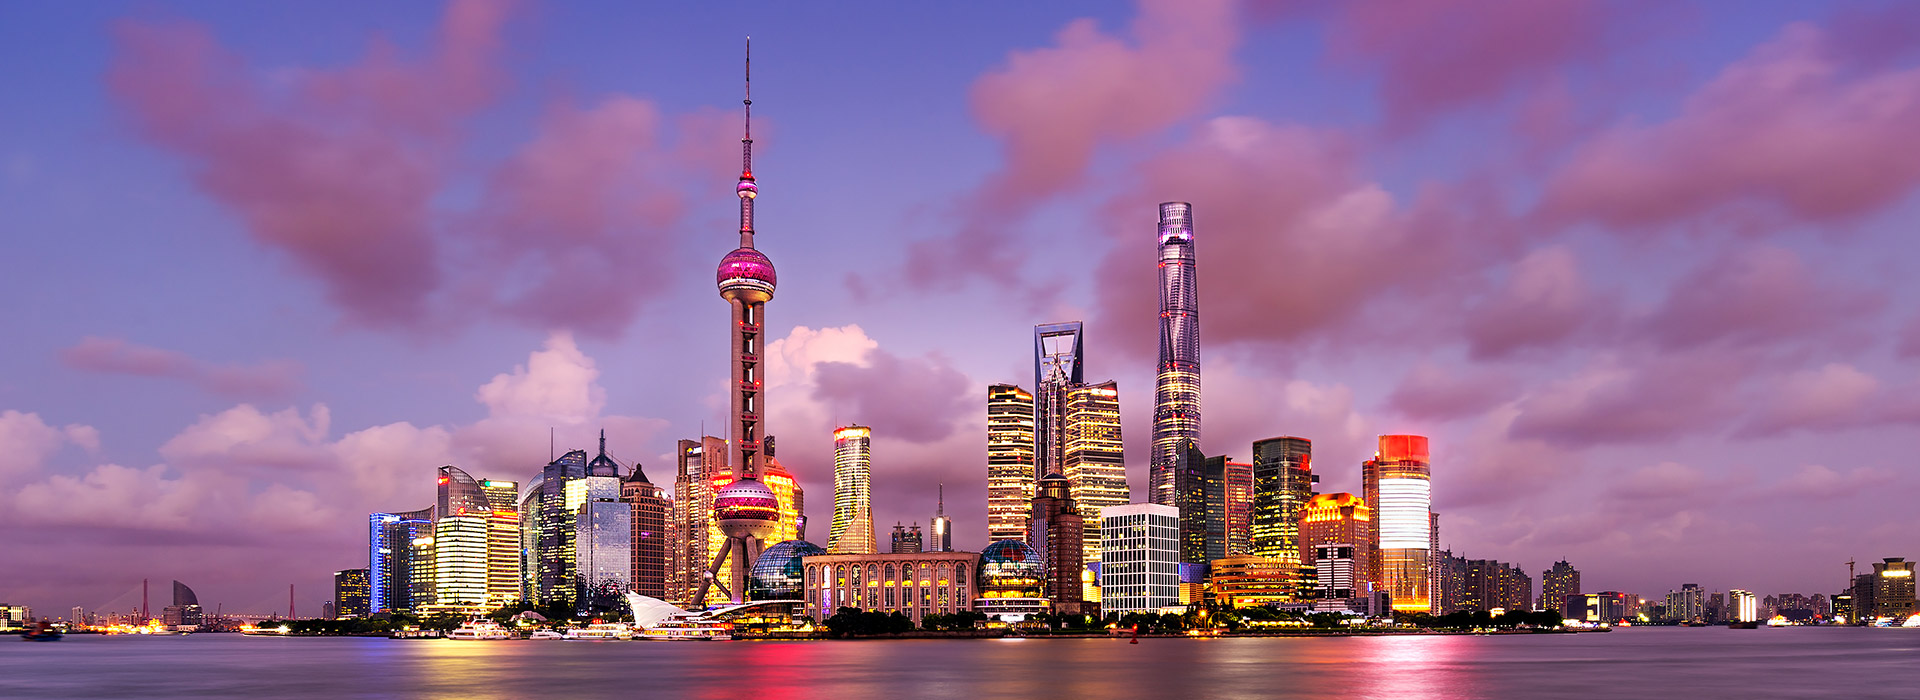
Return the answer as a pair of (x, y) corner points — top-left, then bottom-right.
(550, 427), (555, 462)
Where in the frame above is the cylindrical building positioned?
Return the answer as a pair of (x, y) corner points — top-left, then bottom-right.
(1368, 435), (1431, 612)
(829, 426), (875, 554)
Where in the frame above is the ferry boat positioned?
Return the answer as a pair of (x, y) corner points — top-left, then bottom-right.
(638, 619), (733, 641)
(389, 627), (443, 639)
(448, 620), (515, 640)
(528, 630), (564, 640)
(564, 623), (633, 640)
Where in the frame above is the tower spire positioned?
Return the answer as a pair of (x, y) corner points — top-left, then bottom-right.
(736, 36), (758, 249)
(938, 483), (945, 516)
(599, 428), (607, 457)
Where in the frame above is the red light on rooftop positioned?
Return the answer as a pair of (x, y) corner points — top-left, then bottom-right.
(1377, 434), (1429, 463)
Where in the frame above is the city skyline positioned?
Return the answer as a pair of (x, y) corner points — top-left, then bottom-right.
(6, 0), (1920, 614)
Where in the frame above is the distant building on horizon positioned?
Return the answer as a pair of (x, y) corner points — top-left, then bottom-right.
(161, 580), (201, 627)
(829, 426), (876, 555)
(1871, 557), (1916, 620)
(1100, 503), (1180, 615)
(890, 523), (924, 554)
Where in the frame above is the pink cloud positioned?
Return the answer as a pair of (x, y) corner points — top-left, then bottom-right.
(1542, 19), (1920, 228)
(1463, 246), (1611, 359)
(1508, 350), (1753, 446)
(60, 336), (304, 399)
(1321, 0), (1624, 133)
(1641, 246), (1882, 350)
(0, 411), (97, 483)
(1386, 363), (1518, 422)
(900, 0), (1240, 291)
(811, 350), (973, 444)
(107, 1), (512, 325)
(108, 1), (709, 336)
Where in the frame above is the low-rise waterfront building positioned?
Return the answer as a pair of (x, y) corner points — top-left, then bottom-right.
(802, 551), (980, 626)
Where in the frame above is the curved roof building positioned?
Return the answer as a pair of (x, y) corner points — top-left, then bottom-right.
(748, 540), (827, 601)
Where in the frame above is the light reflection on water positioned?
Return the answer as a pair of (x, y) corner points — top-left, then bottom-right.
(5, 628), (1920, 699)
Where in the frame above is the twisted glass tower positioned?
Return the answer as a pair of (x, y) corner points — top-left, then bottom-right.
(1151, 202), (1200, 507)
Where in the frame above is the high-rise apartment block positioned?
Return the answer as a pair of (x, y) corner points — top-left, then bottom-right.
(1541, 560), (1580, 617)
(1150, 202), (1201, 509)
(829, 426), (876, 554)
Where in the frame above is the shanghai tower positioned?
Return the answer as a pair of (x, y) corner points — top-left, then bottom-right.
(1150, 202), (1199, 507)
(695, 39), (783, 605)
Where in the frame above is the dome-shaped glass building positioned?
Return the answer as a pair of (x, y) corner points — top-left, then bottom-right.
(978, 540), (1046, 599)
(749, 540), (826, 601)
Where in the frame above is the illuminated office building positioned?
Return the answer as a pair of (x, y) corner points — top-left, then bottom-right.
(986, 384), (1037, 543)
(573, 471), (632, 610)
(829, 426), (876, 554)
(671, 436), (726, 607)
(1151, 202), (1201, 510)
(526, 449), (590, 607)
(803, 551), (980, 625)
(1224, 459), (1251, 558)
(1100, 503), (1180, 615)
(1251, 436), (1314, 559)
(478, 476), (520, 608)
(333, 569), (369, 618)
(162, 580), (202, 627)
(1873, 558), (1916, 619)
(1064, 380), (1127, 562)
(622, 458), (671, 600)
(1365, 435), (1432, 612)
(1312, 545), (1357, 599)
(432, 514), (489, 611)
(369, 506), (434, 612)
(1300, 493), (1373, 592)
(1729, 589), (1758, 623)
(1030, 472), (1085, 614)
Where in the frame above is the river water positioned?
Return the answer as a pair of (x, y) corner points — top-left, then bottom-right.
(4, 627), (1917, 698)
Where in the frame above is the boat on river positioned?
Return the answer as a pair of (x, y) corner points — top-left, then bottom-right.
(448, 620), (515, 640)
(565, 623), (633, 640)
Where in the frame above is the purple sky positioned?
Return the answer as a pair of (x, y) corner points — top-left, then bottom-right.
(5, 0), (1919, 615)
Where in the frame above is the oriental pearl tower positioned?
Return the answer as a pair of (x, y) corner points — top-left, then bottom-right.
(694, 39), (782, 606)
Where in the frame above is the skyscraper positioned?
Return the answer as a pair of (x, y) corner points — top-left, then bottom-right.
(1172, 441), (1217, 564)
(670, 436), (724, 607)
(1224, 459), (1252, 558)
(1033, 322), (1084, 479)
(370, 506), (433, 613)
(986, 384), (1037, 543)
(573, 470), (632, 611)
(1368, 435), (1433, 612)
(1250, 436), (1314, 560)
(1030, 472), (1085, 614)
(930, 484), (952, 552)
(528, 449), (589, 607)
(697, 42), (784, 605)
(622, 458), (670, 600)
(478, 476), (521, 609)
(1151, 202), (1200, 508)
(829, 425), (875, 554)
(1100, 503), (1181, 615)
(1064, 380), (1127, 562)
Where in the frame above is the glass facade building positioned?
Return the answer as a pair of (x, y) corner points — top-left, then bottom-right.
(750, 540), (827, 601)
(985, 384), (1036, 544)
(829, 426), (875, 554)
(1099, 503), (1181, 615)
(1064, 381), (1127, 562)
(334, 568), (370, 618)
(573, 475), (632, 608)
(622, 464), (671, 600)
(369, 506), (433, 613)
(1033, 322), (1084, 481)
(1300, 493), (1373, 597)
(1151, 202), (1201, 509)
(1250, 436), (1314, 560)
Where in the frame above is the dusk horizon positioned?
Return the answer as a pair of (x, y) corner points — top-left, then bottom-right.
(6, 0), (1920, 624)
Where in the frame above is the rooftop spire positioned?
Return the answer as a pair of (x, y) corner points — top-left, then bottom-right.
(937, 483), (945, 516)
(598, 428), (607, 457)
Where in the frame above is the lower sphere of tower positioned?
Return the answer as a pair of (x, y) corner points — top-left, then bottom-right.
(715, 478), (781, 540)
